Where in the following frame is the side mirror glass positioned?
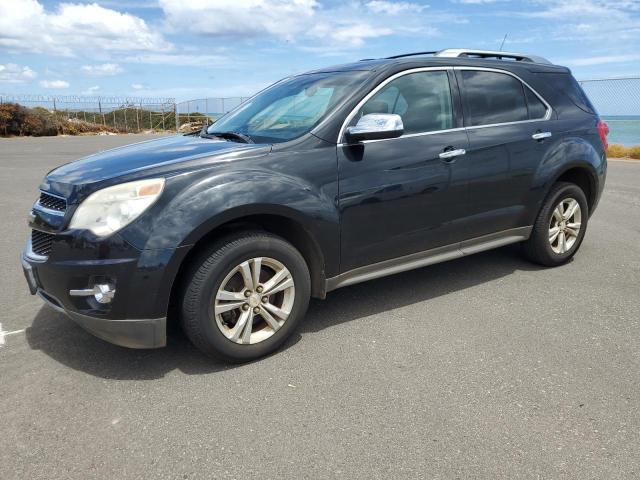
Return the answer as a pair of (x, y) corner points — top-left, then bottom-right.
(345, 114), (404, 143)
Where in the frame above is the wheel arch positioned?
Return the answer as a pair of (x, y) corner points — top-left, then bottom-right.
(552, 166), (597, 212)
(167, 212), (329, 324)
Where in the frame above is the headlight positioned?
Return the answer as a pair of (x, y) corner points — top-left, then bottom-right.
(69, 178), (165, 237)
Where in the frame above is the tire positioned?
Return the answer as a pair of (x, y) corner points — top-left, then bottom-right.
(523, 181), (589, 267)
(181, 231), (310, 362)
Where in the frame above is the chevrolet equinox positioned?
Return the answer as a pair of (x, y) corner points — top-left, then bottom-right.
(22, 49), (608, 361)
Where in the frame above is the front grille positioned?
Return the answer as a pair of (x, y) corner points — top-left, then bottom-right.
(31, 230), (55, 256)
(38, 192), (66, 212)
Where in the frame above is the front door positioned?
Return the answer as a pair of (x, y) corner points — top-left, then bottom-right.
(337, 69), (470, 272)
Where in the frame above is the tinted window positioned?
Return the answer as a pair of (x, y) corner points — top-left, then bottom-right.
(356, 71), (453, 135)
(525, 87), (547, 119)
(462, 71), (528, 126)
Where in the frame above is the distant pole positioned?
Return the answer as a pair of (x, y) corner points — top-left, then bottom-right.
(136, 104), (140, 132)
(499, 33), (508, 51)
(174, 102), (179, 133)
(161, 106), (165, 130)
(52, 98), (58, 130)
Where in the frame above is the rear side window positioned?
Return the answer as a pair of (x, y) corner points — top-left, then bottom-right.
(525, 87), (548, 119)
(540, 73), (596, 114)
(461, 70), (528, 126)
(356, 70), (453, 134)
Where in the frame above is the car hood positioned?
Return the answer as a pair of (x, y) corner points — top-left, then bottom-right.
(42, 134), (271, 199)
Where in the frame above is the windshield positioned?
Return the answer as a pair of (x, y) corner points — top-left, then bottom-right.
(207, 71), (369, 143)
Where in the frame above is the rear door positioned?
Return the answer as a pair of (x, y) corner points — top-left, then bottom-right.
(456, 68), (556, 238)
(337, 68), (470, 271)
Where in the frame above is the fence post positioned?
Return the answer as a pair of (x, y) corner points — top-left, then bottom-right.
(136, 104), (140, 132)
(99, 100), (105, 126)
(161, 106), (165, 130)
(175, 102), (179, 132)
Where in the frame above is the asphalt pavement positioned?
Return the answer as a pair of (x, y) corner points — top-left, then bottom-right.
(1, 135), (639, 479)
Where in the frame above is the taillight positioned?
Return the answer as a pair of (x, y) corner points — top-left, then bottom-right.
(597, 119), (609, 150)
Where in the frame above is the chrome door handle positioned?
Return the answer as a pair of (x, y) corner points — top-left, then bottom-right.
(439, 148), (466, 160)
(532, 131), (552, 140)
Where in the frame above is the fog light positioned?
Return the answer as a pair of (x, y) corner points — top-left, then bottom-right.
(69, 283), (116, 304)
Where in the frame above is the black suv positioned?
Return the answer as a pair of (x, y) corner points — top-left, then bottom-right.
(22, 49), (608, 361)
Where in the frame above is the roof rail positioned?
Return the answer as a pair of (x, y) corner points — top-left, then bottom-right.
(434, 49), (552, 65)
(385, 51), (437, 59)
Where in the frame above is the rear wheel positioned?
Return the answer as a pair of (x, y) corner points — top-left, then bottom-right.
(181, 232), (310, 362)
(523, 182), (589, 266)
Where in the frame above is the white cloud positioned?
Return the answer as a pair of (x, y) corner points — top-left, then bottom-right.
(123, 53), (228, 67)
(0, 0), (171, 56)
(563, 54), (640, 67)
(81, 63), (123, 76)
(518, 0), (640, 43)
(159, 0), (317, 40)
(366, 1), (427, 15)
(40, 79), (70, 89)
(454, 0), (506, 4)
(309, 23), (394, 48)
(158, 0), (415, 50)
(0, 64), (37, 83)
(131, 83), (146, 90)
(81, 85), (101, 95)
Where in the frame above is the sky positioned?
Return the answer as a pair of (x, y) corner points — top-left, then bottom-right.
(1, 0), (639, 101)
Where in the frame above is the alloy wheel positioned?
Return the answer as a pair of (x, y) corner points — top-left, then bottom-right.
(213, 257), (295, 345)
(548, 197), (582, 254)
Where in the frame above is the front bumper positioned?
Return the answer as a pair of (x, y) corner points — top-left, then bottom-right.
(21, 230), (185, 349)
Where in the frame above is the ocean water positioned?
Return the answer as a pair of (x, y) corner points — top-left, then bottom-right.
(602, 116), (640, 146)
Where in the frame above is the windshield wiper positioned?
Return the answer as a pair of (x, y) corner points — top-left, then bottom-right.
(202, 131), (254, 144)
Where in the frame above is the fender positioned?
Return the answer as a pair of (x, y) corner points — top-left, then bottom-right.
(529, 134), (605, 221)
(124, 165), (339, 261)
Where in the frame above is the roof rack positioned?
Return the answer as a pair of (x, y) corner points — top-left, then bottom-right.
(386, 51), (437, 59)
(385, 49), (552, 65)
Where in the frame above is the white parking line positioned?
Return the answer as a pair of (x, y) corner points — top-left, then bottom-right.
(0, 323), (26, 347)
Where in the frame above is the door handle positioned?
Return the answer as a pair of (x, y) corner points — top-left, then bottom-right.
(532, 131), (552, 141)
(439, 148), (466, 161)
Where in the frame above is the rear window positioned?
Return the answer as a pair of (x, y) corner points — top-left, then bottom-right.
(540, 73), (597, 115)
(460, 70), (528, 126)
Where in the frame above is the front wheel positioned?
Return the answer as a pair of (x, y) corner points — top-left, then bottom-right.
(181, 232), (310, 362)
(523, 182), (589, 267)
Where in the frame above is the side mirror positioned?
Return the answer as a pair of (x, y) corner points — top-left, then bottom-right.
(345, 114), (404, 143)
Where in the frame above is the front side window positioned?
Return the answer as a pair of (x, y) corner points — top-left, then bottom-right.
(461, 70), (529, 126)
(354, 70), (454, 135)
(208, 71), (369, 143)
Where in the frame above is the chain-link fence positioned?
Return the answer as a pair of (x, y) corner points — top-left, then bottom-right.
(0, 94), (177, 133)
(579, 77), (640, 116)
(2, 77), (639, 140)
(175, 97), (250, 127)
(578, 77), (640, 146)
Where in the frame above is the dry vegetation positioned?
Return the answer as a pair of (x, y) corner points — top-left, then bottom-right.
(607, 144), (640, 160)
(0, 102), (209, 137)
